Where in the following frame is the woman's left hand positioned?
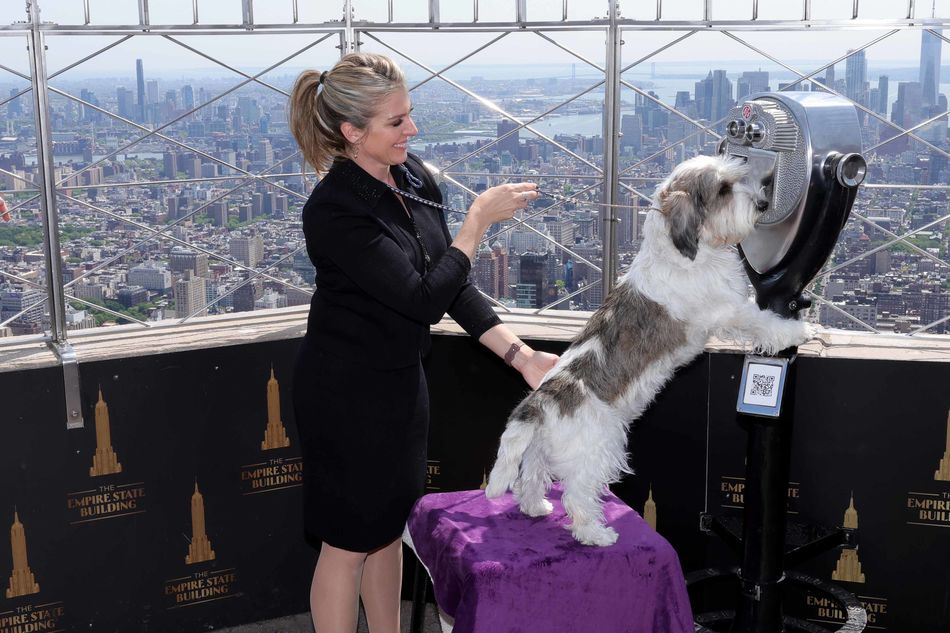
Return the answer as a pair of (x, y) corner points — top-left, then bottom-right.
(516, 349), (560, 390)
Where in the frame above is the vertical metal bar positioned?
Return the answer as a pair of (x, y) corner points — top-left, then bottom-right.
(853, 0), (859, 19)
(26, 1), (67, 343)
(753, 0), (759, 20)
(83, 0), (90, 25)
(292, 0), (298, 24)
(242, 0), (254, 26)
(656, 0), (662, 21)
(563, 0), (568, 21)
(804, 0), (811, 21)
(138, 0), (149, 26)
(516, 0), (527, 23)
(428, 0), (439, 24)
(602, 0), (621, 292)
(474, 0), (479, 23)
(343, 0), (357, 54)
(704, 0), (711, 21)
(388, 0), (393, 23)
(26, 1), (82, 429)
(907, 0), (915, 19)
(193, 0), (199, 24)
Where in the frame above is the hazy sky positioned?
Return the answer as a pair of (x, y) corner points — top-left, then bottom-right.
(0, 0), (946, 77)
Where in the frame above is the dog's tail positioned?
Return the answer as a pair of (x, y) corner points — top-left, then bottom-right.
(485, 419), (537, 498)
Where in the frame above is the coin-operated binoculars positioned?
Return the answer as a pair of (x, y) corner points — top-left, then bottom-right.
(688, 92), (869, 633)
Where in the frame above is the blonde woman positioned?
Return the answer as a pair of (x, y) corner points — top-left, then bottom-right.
(288, 53), (557, 633)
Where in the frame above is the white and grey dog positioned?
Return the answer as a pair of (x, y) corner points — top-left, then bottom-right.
(485, 154), (814, 546)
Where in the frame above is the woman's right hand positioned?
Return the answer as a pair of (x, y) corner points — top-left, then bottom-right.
(469, 182), (539, 228)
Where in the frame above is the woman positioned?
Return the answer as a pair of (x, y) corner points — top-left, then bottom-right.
(288, 53), (559, 633)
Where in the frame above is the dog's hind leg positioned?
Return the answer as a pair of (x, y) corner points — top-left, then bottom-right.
(485, 419), (537, 498)
(561, 475), (618, 547)
(513, 442), (553, 517)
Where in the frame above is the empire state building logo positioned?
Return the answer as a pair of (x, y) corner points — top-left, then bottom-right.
(185, 481), (216, 565)
(90, 388), (122, 477)
(643, 485), (657, 531)
(831, 494), (866, 584)
(935, 410), (950, 482)
(5, 510), (40, 598)
(261, 367), (290, 451)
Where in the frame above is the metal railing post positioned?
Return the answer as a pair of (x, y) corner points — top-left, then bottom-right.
(26, 0), (84, 429)
(602, 0), (622, 292)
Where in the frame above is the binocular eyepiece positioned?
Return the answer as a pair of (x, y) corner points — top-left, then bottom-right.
(720, 92), (867, 318)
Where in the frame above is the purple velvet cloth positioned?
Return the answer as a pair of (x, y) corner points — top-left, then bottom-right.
(407, 486), (695, 633)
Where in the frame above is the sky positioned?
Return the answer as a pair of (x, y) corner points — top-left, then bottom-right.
(0, 0), (946, 77)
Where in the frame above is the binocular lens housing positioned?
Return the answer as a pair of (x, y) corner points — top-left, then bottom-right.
(832, 152), (867, 188)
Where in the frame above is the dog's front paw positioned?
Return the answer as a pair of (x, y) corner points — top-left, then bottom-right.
(571, 523), (619, 547)
(803, 322), (820, 341)
(519, 497), (554, 517)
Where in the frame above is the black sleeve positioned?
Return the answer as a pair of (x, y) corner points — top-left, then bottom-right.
(311, 202), (473, 325)
(437, 199), (503, 340)
(406, 153), (502, 339)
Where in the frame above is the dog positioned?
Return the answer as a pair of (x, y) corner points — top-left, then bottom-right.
(485, 154), (814, 546)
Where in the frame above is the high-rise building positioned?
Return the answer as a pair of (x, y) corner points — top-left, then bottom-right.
(737, 70), (769, 100)
(497, 119), (520, 157)
(878, 75), (889, 115)
(920, 26), (943, 107)
(0, 285), (45, 325)
(116, 87), (134, 120)
(845, 49), (868, 106)
(181, 84), (195, 111)
(175, 271), (208, 319)
(695, 70), (733, 122)
(168, 249), (209, 278)
(620, 114), (642, 151)
(230, 233), (264, 267)
(135, 59), (146, 123)
(163, 151), (178, 179)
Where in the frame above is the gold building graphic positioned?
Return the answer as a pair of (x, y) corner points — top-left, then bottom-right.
(831, 494), (865, 583)
(185, 481), (216, 565)
(643, 486), (657, 530)
(935, 409), (950, 482)
(261, 367), (291, 451)
(6, 510), (40, 598)
(479, 470), (488, 491)
(90, 387), (123, 477)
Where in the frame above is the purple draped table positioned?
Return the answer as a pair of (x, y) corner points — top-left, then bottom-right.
(405, 485), (695, 633)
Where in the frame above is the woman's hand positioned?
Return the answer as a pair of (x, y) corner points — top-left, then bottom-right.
(469, 182), (539, 228)
(512, 348), (560, 390)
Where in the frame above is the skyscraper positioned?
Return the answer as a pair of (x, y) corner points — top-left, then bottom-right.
(135, 58), (146, 123)
(878, 75), (889, 115)
(845, 49), (868, 106)
(737, 70), (769, 100)
(920, 25), (942, 107)
(497, 119), (520, 157)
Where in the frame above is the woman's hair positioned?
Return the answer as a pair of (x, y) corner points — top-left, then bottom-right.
(289, 53), (407, 173)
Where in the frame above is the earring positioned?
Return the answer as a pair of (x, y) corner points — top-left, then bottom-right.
(352, 143), (360, 160)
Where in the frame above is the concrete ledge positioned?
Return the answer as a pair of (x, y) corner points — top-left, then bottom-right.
(2, 306), (949, 373)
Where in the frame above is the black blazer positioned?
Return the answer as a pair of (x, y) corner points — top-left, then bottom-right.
(301, 153), (501, 369)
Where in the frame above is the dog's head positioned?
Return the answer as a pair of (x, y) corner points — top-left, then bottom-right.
(654, 155), (770, 260)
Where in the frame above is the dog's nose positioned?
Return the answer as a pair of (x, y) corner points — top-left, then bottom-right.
(756, 199), (769, 212)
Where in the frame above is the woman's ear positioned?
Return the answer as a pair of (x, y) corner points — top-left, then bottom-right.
(340, 121), (365, 146)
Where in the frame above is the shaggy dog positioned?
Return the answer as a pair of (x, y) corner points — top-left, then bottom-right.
(485, 154), (814, 546)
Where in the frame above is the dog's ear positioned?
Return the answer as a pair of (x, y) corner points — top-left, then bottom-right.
(660, 189), (702, 260)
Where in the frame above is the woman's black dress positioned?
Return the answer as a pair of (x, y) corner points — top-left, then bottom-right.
(293, 154), (500, 553)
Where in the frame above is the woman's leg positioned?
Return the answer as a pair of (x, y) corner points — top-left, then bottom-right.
(310, 542), (366, 633)
(359, 537), (403, 633)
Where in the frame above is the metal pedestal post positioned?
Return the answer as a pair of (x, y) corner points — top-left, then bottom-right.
(729, 352), (797, 632)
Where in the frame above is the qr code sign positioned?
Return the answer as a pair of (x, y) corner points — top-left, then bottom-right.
(750, 374), (776, 398)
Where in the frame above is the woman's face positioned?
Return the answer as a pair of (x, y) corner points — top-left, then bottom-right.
(352, 89), (418, 171)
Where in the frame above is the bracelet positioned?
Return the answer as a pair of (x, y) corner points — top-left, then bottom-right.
(504, 342), (524, 367)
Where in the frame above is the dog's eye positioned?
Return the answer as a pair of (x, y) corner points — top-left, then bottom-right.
(719, 183), (732, 196)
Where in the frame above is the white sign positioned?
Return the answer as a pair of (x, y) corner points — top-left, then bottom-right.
(742, 362), (783, 408)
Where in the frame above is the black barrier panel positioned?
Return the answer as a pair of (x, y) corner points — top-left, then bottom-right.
(0, 365), (72, 632)
(1, 335), (948, 631)
(1, 339), (313, 631)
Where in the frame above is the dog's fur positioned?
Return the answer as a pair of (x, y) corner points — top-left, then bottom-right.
(485, 155), (814, 546)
